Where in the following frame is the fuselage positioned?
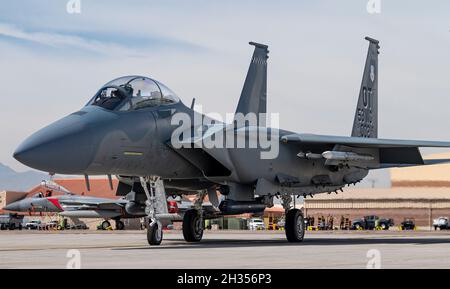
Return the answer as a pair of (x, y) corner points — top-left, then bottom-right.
(13, 76), (367, 195)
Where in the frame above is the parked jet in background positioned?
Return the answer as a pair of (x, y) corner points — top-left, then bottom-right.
(4, 193), (128, 229)
(13, 37), (450, 245)
(3, 181), (212, 230)
(3, 180), (134, 229)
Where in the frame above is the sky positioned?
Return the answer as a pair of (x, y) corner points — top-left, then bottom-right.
(1, 1), (450, 187)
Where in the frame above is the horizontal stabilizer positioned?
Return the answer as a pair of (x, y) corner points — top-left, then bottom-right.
(380, 159), (450, 169)
(423, 159), (450, 165)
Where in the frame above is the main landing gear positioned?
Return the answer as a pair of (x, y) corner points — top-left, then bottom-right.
(281, 194), (305, 243)
(183, 190), (207, 242)
(100, 220), (111, 230)
(285, 209), (305, 242)
(115, 219), (125, 230)
(100, 220), (125, 230)
(183, 209), (203, 242)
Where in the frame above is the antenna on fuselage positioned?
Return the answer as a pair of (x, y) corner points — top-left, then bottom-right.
(84, 174), (91, 191)
(190, 98), (196, 109)
(107, 174), (114, 190)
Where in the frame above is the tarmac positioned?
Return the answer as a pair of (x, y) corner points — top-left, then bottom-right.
(1, 230), (450, 269)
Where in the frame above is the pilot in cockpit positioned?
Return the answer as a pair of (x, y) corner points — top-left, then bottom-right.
(93, 87), (127, 110)
(89, 76), (180, 111)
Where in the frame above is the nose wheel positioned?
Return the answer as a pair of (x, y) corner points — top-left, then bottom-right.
(183, 209), (204, 242)
(285, 209), (305, 242)
(140, 176), (167, 246)
(147, 219), (163, 245)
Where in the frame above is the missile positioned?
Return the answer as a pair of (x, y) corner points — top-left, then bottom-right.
(296, 151), (323, 160)
(322, 151), (374, 162)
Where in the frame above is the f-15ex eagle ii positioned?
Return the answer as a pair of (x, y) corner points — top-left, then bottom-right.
(13, 37), (450, 245)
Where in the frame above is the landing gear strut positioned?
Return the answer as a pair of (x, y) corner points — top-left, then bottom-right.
(147, 218), (163, 245)
(140, 176), (164, 246)
(182, 190), (206, 242)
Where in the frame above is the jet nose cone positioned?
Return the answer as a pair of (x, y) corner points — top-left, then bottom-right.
(13, 141), (36, 164)
(13, 113), (96, 174)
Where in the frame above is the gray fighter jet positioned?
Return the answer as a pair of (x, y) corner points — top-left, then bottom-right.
(13, 37), (450, 245)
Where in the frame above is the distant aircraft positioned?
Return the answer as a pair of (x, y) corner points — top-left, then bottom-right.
(13, 37), (450, 245)
(3, 181), (211, 230)
(3, 180), (136, 229)
(4, 192), (129, 229)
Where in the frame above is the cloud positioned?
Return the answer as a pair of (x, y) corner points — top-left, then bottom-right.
(2, 0), (450, 181)
(0, 22), (205, 57)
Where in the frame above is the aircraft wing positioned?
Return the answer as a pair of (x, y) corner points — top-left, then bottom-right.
(281, 134), (450, 148)
(281, 133), (450, 168)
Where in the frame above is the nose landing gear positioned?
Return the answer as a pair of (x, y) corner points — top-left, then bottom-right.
(147, 219), (163, 245)
(140, 176), (165, 246)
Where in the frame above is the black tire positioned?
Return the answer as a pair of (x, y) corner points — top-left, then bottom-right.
(183, 209), (204, 242)
(147, 221), (163, 245)
(285, 209), (305, 243)
(9, 223), (16, 231)
(115, 220), (125, 230)
(101, 220), (111, 230)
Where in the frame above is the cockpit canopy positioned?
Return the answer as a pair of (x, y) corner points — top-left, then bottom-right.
(88, 76), (180, 111)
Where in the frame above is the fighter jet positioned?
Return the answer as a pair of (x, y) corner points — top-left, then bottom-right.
(13, 37), (450, 245)
(3, 180), (212, 230)
(4, 192), (130, 229)
(3, 180), (136, 229)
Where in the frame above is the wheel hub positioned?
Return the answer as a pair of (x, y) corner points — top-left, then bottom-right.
(194, 216), (203, 237)
(296, 215), (304, 238)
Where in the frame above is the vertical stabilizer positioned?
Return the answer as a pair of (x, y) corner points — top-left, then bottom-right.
(351, 37), (380, 138)
(235, 42), (269, 119)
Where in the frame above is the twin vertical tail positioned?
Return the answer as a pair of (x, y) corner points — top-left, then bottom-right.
(235, 39), (378, 135)
(234, 42), (269, 124)
(351, 37), (380, 138)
